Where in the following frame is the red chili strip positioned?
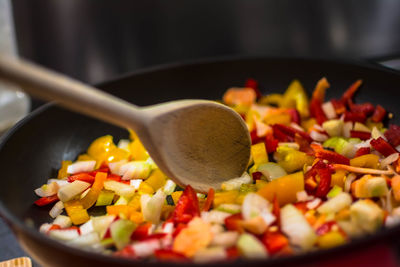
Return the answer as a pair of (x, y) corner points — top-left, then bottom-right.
(67, 173), (95, 184)
(384, 125), (400, 147)
(315, 150), (350, 165)
(202, 188), (215, 212)
(370, 137), (398, 157)
(341, 79), (363, 103)
(349, 102), (375, 117)
(315, 168), (332, 198)
(350, 130), (371, 140)
(265, 134), (279, 153)
(310, 99), (327, 125)
(34, 195), (59, 206)
(330, 99), (346, 115)
(355, 147), (371, 157)
(272, 124), (312, 142)
(287, 108), (301, 125)
(371, 105), (387, 123)
(245, 78), (262, 99)
(252, 172), (262, 181)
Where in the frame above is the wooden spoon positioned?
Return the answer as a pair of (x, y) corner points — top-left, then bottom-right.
(0, 56), (251, 192)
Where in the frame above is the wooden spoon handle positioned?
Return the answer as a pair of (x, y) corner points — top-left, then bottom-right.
(0, 55), (146, 131)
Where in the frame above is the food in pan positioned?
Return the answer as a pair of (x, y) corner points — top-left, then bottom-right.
(34, 77), (400, 262)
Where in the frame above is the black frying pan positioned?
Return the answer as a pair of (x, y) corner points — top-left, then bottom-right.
(0, 57), (400, 267)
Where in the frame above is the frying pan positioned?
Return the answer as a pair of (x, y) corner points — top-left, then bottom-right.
(0, 57), (400, 267)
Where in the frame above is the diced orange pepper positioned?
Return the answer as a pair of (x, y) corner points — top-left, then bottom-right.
(391, 176), (400, 201)
(107, 205), (136, 219)
(350, 154), (379, 169)
(223, 87), (256, 106)
(127, 194), (142, 211)
(171, 191), (183, 205)
(81, 172), (107, 209)
(64, 200), (90, 225)
(129, 211), (144, 224)
(257, 172), (304, 206)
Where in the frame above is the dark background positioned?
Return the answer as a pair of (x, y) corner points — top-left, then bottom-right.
(12, 0), (400, 84)
(2, 0), (400, 265)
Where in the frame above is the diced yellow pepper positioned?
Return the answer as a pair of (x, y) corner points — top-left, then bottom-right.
(129, 138), (148, 161)
(95, 190), (115, 206)
(145, 169), (167, 191)
(213, 190), (239, 207)
(317, 231), (346, 249)
(276, 147), (314, 173)
(232, 104), (250, 116)
(350, 154), (379, 169)
(87, 135), (130, 168)
(64, 200), (90, 225)
(282, 80), (310, 118)
(171, 191), (183, 205)
(138, 181), (154, 195)
(58, 160), (72, 179)
(161, 205), (175, 220)
(251, 143), (269, 165)
(77, 154), (93, 161)
(81, 172), (107, 209)
(302, 118), (317, 132)
(127, 194), (142, 211)
(331, 170), (347, 188)
(235, 193), (246, 205)
(257, 171), (304, 206)
(264, 113), (291, 126)
(259, 93), (284, 107)
(129, 211), (144, 224)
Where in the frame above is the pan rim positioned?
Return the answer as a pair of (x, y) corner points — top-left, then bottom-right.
(0, 55), (400, 266)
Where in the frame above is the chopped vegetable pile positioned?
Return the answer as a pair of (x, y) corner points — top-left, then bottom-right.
(35, 77), (400, 262)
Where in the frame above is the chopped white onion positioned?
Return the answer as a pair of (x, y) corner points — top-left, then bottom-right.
(103, 180), (135, 197)
(117, 139), (131, 151)
(194, 247), (227, 263)
(290, 123), (305, 132)
(39, 223), (52, 233)
(344, 173), (357, 193)
(221, 173), (252, 191)
(53, 214), (71, 228)
(354, 139), (372, 150)
(255, 118), (270, 137)
(67, 232), (100, 248)
(47, 179), (69, 187)
(310, 131), (328, 142)
(49, 201), (65, 218)
(129, 179), (142, 190)
(108, 160), (128, 175)
(49, 229), (80, 241)
(306, 198), (321, 210)
(242, 193), (272, 221)
(322, 101), (337, 119)
(211, 231), (239, 248)
(317, 192), (352, 214)
(201, 210), (231, 224)
(161, 222), (174, 234)
(162, 180), (176, 195)
(57, 180), (91, 202)
(119, 161), (151, 180)
(313, 124), (324, 132)
(80, 219), (94, 235)
(67, 161), (96, 174)
(141, 190), (166, 224)
(380, 153), (399, 169)
(35, 182), (59, 197)
(296, 191), (309, 202)
(342, 121), (353, 138)
(131, 239), (160, 258)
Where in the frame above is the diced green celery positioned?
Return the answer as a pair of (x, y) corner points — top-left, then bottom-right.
(216, 204), (241, 214)
(366, 177), (388, 197)
(162, 179), (176, 195)
(257, 162), (287, 181)
(237, 233), (268, 259)
(100, 237), (114, 248)
(239, 184), (257, 193)
(110, 219), (136, 250)
(327, 185), (343, 198)
(322, 120), (343, 137)
(114, 196), (131, 205)
(95, 190), (115, 206)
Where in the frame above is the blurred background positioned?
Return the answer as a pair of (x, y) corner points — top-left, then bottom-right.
(2, 0), (400, 265)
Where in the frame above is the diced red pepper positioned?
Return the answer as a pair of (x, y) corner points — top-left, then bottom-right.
(67, 173), (95, 184)
(272, 195), (280, 227)
(315, 168), (332, 198)
(293, 202), (309, 214)
(355, 147), (371, 157)
(154, 249), (188, 262)
(34, 195), (59, 206)
(316, 221), (337, 236)
(202, 188), (215, 212)
(384, 125), (400, 147)
(350, 130), (371, 140)
(371, 105), (387, 123)
(47, 224), (61, 232)
(114, 245), (136, 259)
(370, 137), (398, 157)
(315, 150), (350, 165)
(341, 79), (363, 104)
(171, 185), (200, 225)
(131, 222), (152, 241)
(261, 230), (289, 255)
(226, 246), (240, 260)
(224, 213), (244, 232)
(250, 128), (264, 144)
(252, 172), (262, 181)
(310, 99), (327, 125)
(172, 223), (187, 238)
(330, 99), (346, 115)
(287, 108), (301, 125)
(295, 134), (314, 155)
(344, 111), (366, 123)
(272, 124), (312, 143)
(141, 233), (167, 241)
(245, 78), (262, 99)
(265, 134), (279, 153)
(88, 167), (110, 176)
